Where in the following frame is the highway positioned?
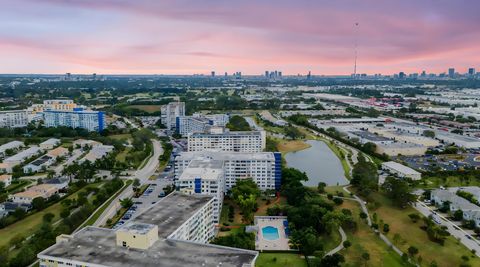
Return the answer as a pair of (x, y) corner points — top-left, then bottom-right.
(92, 139), (163, 227)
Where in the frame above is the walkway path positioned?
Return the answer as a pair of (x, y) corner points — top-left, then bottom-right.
(325, 227), (347, 256)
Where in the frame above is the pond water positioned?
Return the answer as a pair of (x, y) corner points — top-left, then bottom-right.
(285, 140), (348, 186)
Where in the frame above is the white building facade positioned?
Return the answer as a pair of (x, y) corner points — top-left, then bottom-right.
(161, 102), (185, 130)
(44, 109), (105, 132)
(0, 110), (28, 128)
(188, 127), (266, 153)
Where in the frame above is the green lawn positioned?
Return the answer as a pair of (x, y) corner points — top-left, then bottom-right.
(418, 175), (480, 189)
(256, 253), (307, 267)
(335, 199), (406, 267)
(367, 191), (480, 267)
(0, 182), (103, 249)
(80, 180), (131, 228)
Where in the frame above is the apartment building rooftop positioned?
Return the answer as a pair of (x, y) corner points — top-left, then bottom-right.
(176, 151), (276, 161)
(38, 192), (257, 267)
(40, 226), (256, 267)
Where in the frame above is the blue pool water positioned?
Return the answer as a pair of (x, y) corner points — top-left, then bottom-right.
(262, 226), (280, 240)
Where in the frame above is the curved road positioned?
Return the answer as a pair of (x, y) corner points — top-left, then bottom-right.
(93, 139), (163, 227)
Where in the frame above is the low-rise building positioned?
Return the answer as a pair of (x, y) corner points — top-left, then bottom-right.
(10, 184), (59, 204)
(38, 192), (257, 267)
(79, 145), (114, 163)
(376, 142), (427, 156)
(73, 139), (102, 148)
(431, 189), (480, 227)
(23, 155), (55, 173)
(0, 141), (24, 157)
(4, 146), (42, 166)
(39, 138), (61, 150)
(0, 174), (12, 187)
(382, 161), (422, 180)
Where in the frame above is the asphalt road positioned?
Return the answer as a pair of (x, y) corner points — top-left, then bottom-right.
(93, 139), (163, 227)
(414, 201), (480, 256)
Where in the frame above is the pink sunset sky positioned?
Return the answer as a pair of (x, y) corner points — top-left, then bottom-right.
(1, 0), (479, 75)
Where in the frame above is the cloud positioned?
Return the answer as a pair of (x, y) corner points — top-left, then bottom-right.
(1, 0), (479, 74)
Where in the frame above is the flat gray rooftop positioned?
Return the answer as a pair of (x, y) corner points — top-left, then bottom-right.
(40, 227), (257, 267)
(132, 192), (213, 238)
(39, 192), (258, 267)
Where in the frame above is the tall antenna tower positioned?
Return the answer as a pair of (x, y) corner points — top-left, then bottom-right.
(353, 22), (359, 79)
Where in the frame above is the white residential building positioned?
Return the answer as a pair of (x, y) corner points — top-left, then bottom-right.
(177, 158), (225, 223)
(175, 151), (282, 191)
(0, 110), (28, 128)
(4, 146), (42, 166)
(161, 102), (185, 130)
(176, 116), (212, 136)
(382, 161), (422, 180)
(44, 109), (106, 132)
(79, 145), (114, 163)
(188, 127), (266, 153)
(177, 113), (230, 136)
(0, 174), (12, 187)
(39, 138), (61, 150)
(37, 193), (257, 267)
(0, 141), (24, 157)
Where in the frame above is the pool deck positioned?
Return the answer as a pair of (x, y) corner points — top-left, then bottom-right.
(255, 216), (291, 251)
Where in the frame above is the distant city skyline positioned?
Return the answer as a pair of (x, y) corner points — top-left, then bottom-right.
(1, 0), (479, 75)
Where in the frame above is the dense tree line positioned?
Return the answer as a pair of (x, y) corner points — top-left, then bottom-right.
(268, 168), (357, 258)
(226, 115), (251, 131)
(351, 155), (378, 197)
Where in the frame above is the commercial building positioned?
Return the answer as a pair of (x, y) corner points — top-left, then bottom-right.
(38, 192), (258, 267)
(0, 110), (28, 128)
(188, 127), (266, 152)
(0, 141), (24, 157)
(44, 108), (105, 132)
(175, 151), (282, 191)
(381, 161), (422, 180)
(39, 138), (61, 150)
(161, 102), (185, 130)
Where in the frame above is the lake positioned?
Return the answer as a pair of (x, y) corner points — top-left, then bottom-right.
(285, 140), (349, 186)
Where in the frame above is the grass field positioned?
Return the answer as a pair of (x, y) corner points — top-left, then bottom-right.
(336, 199), (406, 267)
(419, 175), (480, 189)
(256, 253), (307, 267)
(367, 191), (480, 267)
(276, 139), (311, 154)
(0, 182), (103, 249)
(128, 105), (161, 113)
(80, 180), (131, 228)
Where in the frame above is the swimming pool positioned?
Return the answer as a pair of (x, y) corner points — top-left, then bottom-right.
(262, 226), (280, 241)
